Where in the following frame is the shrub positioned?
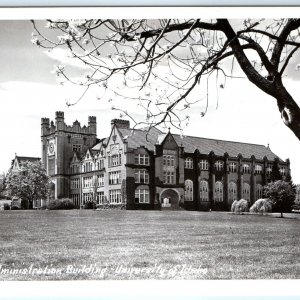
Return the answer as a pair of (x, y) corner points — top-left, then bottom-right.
(3, 203), (10, 210)
(250, 198), (272, 214)
(47, 198), (75, 210)
(11, 206), (20, 210)
(84, 201), (95, 209)
(231, 199), (249, 213)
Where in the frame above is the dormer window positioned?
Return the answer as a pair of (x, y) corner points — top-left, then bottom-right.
(215, 161), (223, 171)
(229, 163), (237, 173)
(184, 158), (193, 169)
(199, 160), (209, 170)
(243, 164), (250, 174)
(255, 165), (263, 175)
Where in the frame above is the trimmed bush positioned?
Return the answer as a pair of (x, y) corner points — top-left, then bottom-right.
(3, 203), (10, 210)
(231, 199), (249, 213)
(11, 206), (20, 210)
(84, 201), (95, 209)
(47, 198), (75, 210)
(250, 198), (272, 214)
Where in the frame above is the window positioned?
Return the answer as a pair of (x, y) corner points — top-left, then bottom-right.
(71, 194), (80, 207)
(134, 154), (150, 165)
(255, 165), (263, 175)
(70, 164), (80, 174)
(163, 171), (175, 184)
(184, 158), (193, 169)
(199, 160), (209, 170)
(96, 191), (105, 204)
(200, 180), (209, 202)
(280, 167), (286, 176)
(135, 188), (149, 203)
(109, 154), (121, 167)
(242, 183), (250, 201)
(83, 192), (93, 204)
(84, 162), (93, 172)
(215, 181), (223, 202)
(97, 174), (104, 187)
(72, 144), (82, 152)
(256, 184), (263, 200)
(229, 163), (237, 173)
(215, 161), (223, 171)
(96, 159), (104, 170)
(228, 182), (237, 204)
(134, 170), (149, 184)
(83, 176), (93, 188)
(109, 189), (122, 204)
(71, 178), (80, 189)
(163, 155), (175, 167)
(184, 180), (193, 201)
(109, 171), (121, 185)
(266, 164), (272, 175)
(243, 164), (250, 174)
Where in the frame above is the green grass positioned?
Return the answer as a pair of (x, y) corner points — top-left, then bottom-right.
(0, 210), (299, 280)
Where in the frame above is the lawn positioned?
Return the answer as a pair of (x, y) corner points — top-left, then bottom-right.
(0, 210), (299, 280)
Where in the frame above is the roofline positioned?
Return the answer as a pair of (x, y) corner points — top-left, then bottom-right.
(172, 133), (269, 148)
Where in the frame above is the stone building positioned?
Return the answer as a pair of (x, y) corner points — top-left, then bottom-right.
(41, 111), (290, 210)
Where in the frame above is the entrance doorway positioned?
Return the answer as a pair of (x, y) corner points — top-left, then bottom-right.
(161, 189), (179, 209)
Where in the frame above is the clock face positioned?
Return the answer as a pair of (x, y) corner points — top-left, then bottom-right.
(48, 141), (55, 155)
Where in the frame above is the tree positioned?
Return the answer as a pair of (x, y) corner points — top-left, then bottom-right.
(32, 19), (300, 139)
(0, 173), (6, 198)
(264, 180), (296, 218)
(6, 161), (50, 209)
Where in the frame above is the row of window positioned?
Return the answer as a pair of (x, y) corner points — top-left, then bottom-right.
(185, 180), (263, 203)
(74, 169), (152, 189)
(72, 188), (150, 206)
(70, 159), (105, 174)
(184, 158), (286, 175)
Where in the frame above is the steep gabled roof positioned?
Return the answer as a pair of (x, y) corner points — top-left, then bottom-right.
(91, 138), (108, 151)
(118, 127), (163, 151)
(118, 127), (281, 161)
(172, 135), (280, 161)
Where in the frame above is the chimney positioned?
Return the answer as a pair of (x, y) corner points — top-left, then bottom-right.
(111, 119), (130, 129)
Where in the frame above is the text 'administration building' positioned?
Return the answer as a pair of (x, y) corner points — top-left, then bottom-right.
(41, 112), (290, 210)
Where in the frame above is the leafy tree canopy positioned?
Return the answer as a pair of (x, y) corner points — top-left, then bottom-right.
(264, 180), (296, 217)
(6, 161), (50, 209)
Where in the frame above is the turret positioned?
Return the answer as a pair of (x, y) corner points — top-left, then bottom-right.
(41, 117), (50, 136)
(55, 111), (65, 131)
(88, 116), (97, 134)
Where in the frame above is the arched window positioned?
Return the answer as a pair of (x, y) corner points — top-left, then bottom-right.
(243, 164), (250, 174)
(242, 183), (250, 201)
(228, 182), (237, 204)
(214, 181), (223, 202)
(256, 184), (263, 200)
(199, 180), (209, 202)
(184, 180), (193, 201)
(255, 165), (263, 175)
(215, 161), (223, 171)
(184, 158), (193, 169)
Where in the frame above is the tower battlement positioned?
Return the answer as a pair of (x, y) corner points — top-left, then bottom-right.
(41, 112), (97, 136)
(55, 111), (64, 119)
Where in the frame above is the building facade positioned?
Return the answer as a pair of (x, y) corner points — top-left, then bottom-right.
(41, 111), (291, 210)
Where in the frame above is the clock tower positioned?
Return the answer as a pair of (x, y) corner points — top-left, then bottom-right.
(41, 111), (97, 199)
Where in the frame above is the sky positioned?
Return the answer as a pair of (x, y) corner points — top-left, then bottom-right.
(0, 19), (300, 183)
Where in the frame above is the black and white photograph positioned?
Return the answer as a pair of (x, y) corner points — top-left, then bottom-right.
(0, 9), (300, 286)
